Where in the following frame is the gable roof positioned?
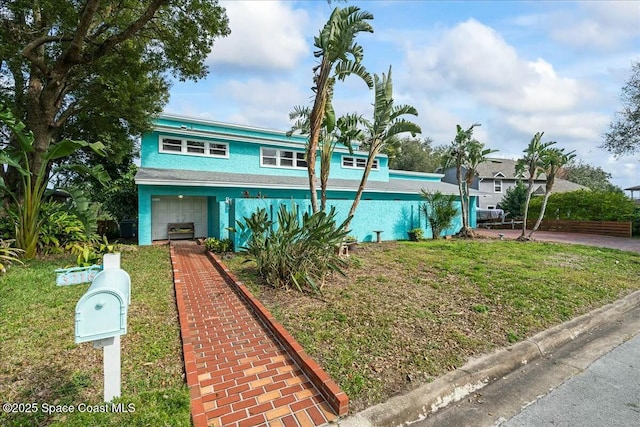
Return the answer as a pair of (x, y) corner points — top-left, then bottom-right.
(475, 158), (547, 180)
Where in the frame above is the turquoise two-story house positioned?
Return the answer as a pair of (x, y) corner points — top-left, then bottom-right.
(134, 114), (477, 247)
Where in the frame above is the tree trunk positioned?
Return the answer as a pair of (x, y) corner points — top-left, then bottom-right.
(308, 58), (331, 213)
(529, 190), (551, 238)
(518, 179), (535, 241)
(320, 159), (329, 212)
(343, 148), (378, 231)
(306, 139), (320, 213)
(456, 166), (474, 238)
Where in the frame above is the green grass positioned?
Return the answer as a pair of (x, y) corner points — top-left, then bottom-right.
(224, 239), (640, 411)
(0, 246), (189, 427)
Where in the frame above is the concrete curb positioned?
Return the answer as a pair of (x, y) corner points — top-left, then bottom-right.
(338, 289), (640, 427)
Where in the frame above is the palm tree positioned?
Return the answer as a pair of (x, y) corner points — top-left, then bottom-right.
(516, 132), (556, 241)
(442, 123), (481, 237)
(306, 5), (374, 212)
(462, 139), (497, 237)
(528, 147), (576, 238)
(344, 66), (421, 229)
(289, 106), (364, 211)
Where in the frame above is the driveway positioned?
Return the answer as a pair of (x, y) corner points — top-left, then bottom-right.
(475, 228), (640, 254)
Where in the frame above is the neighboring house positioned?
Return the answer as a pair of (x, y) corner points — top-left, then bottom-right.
(134, 114), (478, 247)
(624, 185), (640, 205)
(440, 158), (587, 210)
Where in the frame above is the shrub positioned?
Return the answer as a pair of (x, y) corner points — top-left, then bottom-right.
(0, 209), (17, 240)
(0, 239), (24, 274)
(408, 228), (424, 241)
(38, 202), (90, 254)
(420, 190), (458, 239)
(499, 181), (527, 219)
(235, 205), (350, 293)
(204, 237), (233, 254)
(528, 190), (635, 222)
(69, 235), (116, 267)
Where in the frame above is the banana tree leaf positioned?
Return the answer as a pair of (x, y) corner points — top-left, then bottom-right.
(0, 152), (29, 176)
(0, 105), (35, 153)
(54, 164), (111, 187)
(43, 140), (107, 161)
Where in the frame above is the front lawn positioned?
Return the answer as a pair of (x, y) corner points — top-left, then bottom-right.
(0, 246), (189, 427)
(225, 240), (640, 411)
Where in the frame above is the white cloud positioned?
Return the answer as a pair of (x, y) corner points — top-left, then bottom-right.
(215, 78), (308, 129)
(504, 111), (610, 142)
(405, 19), (586, 114)
(549, 1), (640, 50)
(208, 1), (310, 70)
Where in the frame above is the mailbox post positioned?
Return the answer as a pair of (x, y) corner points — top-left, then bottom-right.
(74, 253), (130, 402)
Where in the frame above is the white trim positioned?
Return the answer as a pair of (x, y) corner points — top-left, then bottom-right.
(341, 155), (379, 170)
(493, 171), (506, 178)
(154, 122), (388, 157)
(155, 125), (306, 149)
(135, 177), (463, 195)
(158, 135), (229, 159)
(493, 179), (503, 193)
(389, 169), (445, 179)
(260, 147), (307, 169)
(160, 113), (298, 138)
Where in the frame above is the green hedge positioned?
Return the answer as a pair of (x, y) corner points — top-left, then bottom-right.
(528, 190), (636, 222)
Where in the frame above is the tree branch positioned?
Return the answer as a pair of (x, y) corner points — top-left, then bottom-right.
(22, 35), (73, 75)
(63, 0), (102, 63)
(52, 101), (82, 129)
(85, 0), (166, 63)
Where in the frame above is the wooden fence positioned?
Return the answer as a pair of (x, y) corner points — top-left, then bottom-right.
(524, 220), (632, 238)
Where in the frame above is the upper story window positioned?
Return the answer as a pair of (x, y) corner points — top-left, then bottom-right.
(342, 156), (378, 170)
(260, 147), (307, 169)
(159, 136), (228, 158)
(494, 179), (502, 193)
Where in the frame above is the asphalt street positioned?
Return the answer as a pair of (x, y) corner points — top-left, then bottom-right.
(501, 333), (640, 427)
(400, 297), (640, 427)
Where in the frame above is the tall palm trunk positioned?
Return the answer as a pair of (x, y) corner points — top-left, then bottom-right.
(319, 140), (332, 212)
(307, 58), (331, 213)
(456, 166), (471, 236)
(519, 178), (535, 240)
(343, 150), (378, 230)
(529, 190), (551, 238)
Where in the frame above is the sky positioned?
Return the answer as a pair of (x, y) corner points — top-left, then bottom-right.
(165, 0), (640, 191)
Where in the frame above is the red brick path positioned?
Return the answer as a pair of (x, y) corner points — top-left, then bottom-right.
(171, 242), (338, 427)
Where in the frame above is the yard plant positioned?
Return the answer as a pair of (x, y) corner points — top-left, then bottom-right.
(235, 205), (350, 293)
(420, 190), (458, 239)
(225, 239), (640, 411)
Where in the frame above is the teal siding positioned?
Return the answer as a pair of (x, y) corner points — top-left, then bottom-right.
(138, 183), (477, 246)
(141, 116), (389, 181)
(137, 115), (479, 246)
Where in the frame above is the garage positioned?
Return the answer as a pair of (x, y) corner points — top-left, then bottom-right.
(151, 196), (208, 241)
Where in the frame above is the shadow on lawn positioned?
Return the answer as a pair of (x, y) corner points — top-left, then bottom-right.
(2, 362), (95, 426)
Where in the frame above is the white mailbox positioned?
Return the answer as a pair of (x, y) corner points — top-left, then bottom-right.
(74, 266), (131, 344)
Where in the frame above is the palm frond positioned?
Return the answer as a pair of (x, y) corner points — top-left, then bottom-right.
(386, 119), (421, 139)
(334, 60), (372, 87)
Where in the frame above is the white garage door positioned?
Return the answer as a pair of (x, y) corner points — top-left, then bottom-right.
(151, 196), (208, 240)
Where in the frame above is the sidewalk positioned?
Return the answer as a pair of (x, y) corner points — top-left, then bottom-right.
(170, 242), (338, 427)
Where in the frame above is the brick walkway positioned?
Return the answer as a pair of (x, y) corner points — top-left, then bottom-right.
(171, 242), (338, 427)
